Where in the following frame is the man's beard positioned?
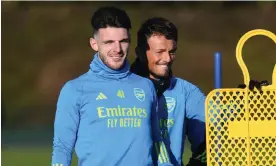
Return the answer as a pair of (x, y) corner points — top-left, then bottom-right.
(149, 69), (172, 97)
(98, 52), (126, 70)
(149, 68), (173, 80)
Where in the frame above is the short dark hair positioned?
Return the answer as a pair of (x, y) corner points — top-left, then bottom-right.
(91, 6), (131, 35)
(137, 17), (178, 50)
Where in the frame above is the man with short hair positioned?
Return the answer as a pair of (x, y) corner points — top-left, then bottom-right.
(131, 17), (207, 166)
(131, 17), (271, 166)
(52, 7), (171, 166)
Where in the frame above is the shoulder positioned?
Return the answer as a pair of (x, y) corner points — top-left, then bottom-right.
(128, 73), (156, 100)
(129, 73), (155, 91)
(172, 77), (205, 96)
(59, 72), (89, 96)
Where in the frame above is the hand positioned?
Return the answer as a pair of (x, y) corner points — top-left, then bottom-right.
(237, 80), (270, 91)
(187, 142), (207, 166)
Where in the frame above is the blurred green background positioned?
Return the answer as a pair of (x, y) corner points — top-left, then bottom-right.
(2, 1), (276, 166)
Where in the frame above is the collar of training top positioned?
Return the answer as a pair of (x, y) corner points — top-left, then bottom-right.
(89, 52), (130, 80)
(150, 77), (171, 97)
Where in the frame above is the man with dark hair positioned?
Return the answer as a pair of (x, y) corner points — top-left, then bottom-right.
(131, 17), (271, 166)
(52, 7), (171, 166)
(131, 17), (207, 166)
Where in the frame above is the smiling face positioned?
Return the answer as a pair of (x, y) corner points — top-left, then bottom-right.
(146, 35), (177, 79)
(90, 27), (130, 70)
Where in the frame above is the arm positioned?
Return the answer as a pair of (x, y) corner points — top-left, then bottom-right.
(150, 83), (172, 166)
(185, 86), (207, 166)
(51, 82), (80, 166)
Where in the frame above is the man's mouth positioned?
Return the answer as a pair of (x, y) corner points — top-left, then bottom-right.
(111, 55), (124, 61)
(158, 64), (169, 68)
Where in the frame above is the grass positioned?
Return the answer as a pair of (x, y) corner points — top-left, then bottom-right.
(2, 129), (192, 166)
(2, 147), (78, 166)
(2, 143), (192, 166)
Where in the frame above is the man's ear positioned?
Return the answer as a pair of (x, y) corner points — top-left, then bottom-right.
(135, 47), (147, 63)
(90, 37), (98, 51)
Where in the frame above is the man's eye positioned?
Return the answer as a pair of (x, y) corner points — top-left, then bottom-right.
(120, 39), (129, 43)
(169, 50), (177, 55)
(104, 41), (113, 44)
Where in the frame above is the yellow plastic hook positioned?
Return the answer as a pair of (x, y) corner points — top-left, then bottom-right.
(236, 29), (276, 88)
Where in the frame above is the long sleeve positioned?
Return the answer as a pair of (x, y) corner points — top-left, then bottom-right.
(185, 86), (207, 166)
(52, 82), (81, 166)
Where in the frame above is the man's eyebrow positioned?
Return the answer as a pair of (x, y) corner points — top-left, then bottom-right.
(102, 40), (114, 44)
(119, 38), (130, 42)
(155, 48), (166, 52)
(102, 38), (130, 43)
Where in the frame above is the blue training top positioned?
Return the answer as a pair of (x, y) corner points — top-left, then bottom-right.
(51, 53), (171, 166)
(154, 77), (206, 166)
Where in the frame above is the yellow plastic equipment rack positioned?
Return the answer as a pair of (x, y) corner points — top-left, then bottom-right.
(205, 29), (276, 166)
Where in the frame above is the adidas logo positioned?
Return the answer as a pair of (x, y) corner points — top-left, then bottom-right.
(96, 93), (107, 100)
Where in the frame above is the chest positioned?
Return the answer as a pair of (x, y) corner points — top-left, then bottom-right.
(79, 82), (152, 129)
(158, 91), (186, 117)
(157, 91), (186, 133)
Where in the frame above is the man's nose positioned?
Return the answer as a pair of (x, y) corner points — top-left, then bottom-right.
(114, 41), (122, 53)
(162, 52), (172, 63)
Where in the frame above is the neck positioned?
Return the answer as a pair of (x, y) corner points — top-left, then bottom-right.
(149, 74), (157, 80)
(98, 54), (127, 71)
(149, 74), (171, 97)
(149, 73), (170, 81)
(89, 53), (130, 80)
